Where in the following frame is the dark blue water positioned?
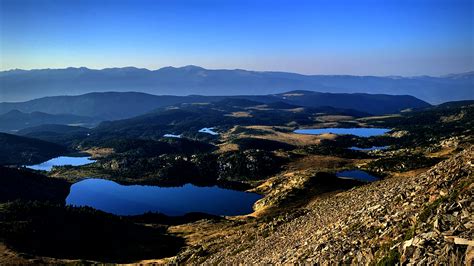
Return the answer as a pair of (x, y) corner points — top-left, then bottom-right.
(27, 156), (95, 171)
(336, 170), (379, 182)
(66, 178), (263, 216)
(294, 128), (390, 137)
(349, 146), (388, 151)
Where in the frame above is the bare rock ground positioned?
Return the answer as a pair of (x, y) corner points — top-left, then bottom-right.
(179, 146), (473, 264)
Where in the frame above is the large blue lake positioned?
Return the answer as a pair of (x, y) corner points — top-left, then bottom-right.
(294, 127), (390, 137)
(66, 178), (263, 216)
(27, 156), (95, 171)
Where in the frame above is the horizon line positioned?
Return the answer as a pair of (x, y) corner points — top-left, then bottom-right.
(1, 65), (473, 78)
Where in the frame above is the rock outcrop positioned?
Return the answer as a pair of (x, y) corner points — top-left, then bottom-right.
(181, 146), (473, 264)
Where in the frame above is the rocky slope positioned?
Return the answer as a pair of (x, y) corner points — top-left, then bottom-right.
(177, 146), (473, 264)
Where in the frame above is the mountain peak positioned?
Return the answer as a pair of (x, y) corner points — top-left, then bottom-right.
(65, 67), (90, 71)
(179, 65), (205, 71)
(156, 65), (205, 72)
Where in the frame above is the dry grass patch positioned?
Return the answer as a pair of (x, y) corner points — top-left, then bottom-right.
(244, 125), (287, 132)
(250, 132), (325, 146)
(426, 146), (457, 158)
(225, 111), (253, 118)
(315, 115), (354, 122)
(286, 107), (305, 113)
(357, 114), (401, 121)
(225, 125), (337, 146)
(83, 147), (114, 159)
(390, 168), (430, 179)
(0, 242), (96, 264)
(216, 143), (239, 153)
(245, 105), (272, 111)
(168, 218), (253, 247)
(299, 122), (339, 128)
(286, 155), (355, 172)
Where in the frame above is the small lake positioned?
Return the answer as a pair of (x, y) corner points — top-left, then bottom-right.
(349, 146), (388, 151)
(294, 127), (390, 137)
(163, 133), (182, 138)
(336, 170), (380, 182)
(27, 156), (96, 171)
(199, 127), (219, 135)
(66, 178), (263, 216)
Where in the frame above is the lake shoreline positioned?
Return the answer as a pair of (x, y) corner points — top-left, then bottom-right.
(66, 178), (263, 216)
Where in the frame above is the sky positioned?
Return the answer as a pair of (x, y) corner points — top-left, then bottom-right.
(0, 0), (473, 76)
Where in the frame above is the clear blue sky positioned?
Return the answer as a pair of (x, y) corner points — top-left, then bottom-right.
(1, 0), (473, 75)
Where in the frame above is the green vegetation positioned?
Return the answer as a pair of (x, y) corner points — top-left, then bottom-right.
(232, 137), (296, 151)
(86, 100), (365, 141)
(17, 124), (92, 146)
(92, 137), (216, 156)
(0, 167), (70, 203)
(91, 148), (285, 185)
(0, 110), (98, 132)
(302, 139), (371, 159)
(1, 97), (472, 263)
(232, 126), (269, 135)
(0, 133), (67, 165)
(366, 153), (441, 173)
(377, 249), (400, 266)
(0, 201), (184, 263)
(368, 101), (474, 147)
(417, 178), (471, 223)
(217, 149), (286, 181)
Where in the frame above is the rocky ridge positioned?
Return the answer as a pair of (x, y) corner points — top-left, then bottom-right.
(178, 145), (473, 264)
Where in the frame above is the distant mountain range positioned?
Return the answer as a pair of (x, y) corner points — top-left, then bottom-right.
(1, 66), (472, 103)
(0, 91), (429, 123)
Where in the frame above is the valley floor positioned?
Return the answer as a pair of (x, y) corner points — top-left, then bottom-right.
(1, 102), (473, 264)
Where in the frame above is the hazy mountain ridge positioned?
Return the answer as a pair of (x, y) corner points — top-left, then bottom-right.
(1, 66), (472, 103)
(0, 109), (99, 132)
(17, 124), (91, 136)
(0, 90), (430, 122)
